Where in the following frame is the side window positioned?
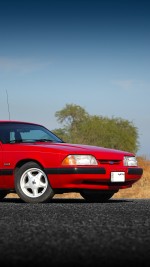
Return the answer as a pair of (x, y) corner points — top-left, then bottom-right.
(0, 130), (10, 143)
(10, 131), (22, 142)
(10, 132), (15, 141)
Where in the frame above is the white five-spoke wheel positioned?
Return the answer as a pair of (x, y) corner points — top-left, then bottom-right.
(20, 168), (48, 198)
(15, 162), (54, 203)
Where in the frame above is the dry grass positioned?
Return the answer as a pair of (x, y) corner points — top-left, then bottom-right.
(6, 156), (150, 199)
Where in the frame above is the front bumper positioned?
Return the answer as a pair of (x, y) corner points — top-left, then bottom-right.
(45, 166), (143, 190)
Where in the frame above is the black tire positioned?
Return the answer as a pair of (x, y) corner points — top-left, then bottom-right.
(80, 190), (117, 202)
(15, 162), (54, 203)
(0, 190), (8, 200)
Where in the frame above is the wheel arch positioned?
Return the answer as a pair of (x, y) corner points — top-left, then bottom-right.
(14, 159), (45, 176)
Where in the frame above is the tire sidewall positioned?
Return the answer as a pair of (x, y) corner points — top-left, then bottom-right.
(80, 190), (116, 202)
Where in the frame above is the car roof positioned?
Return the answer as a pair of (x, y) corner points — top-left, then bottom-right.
(0, 120), (35, 123)
(0, 120), (41, 126)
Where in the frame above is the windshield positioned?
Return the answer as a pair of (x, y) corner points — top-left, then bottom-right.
(0, 122), (63, 144)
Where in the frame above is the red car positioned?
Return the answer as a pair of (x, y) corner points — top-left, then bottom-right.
(0, 121), (143, 203)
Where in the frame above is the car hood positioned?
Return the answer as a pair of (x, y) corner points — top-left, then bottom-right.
(33, 142), (134, 159)
(6, 142), (134, 160)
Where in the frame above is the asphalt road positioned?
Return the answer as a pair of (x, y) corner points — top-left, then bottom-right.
(0, 198), (150, 267)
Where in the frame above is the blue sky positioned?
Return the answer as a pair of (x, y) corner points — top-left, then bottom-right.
(0, 0), (150, 158)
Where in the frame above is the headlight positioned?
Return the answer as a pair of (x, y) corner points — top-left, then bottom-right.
(123, 156), (137, 166)
(62, 155), (98, 166)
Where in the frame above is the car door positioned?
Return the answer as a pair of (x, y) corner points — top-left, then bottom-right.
(0, 141), (4, 186)
(0, 142), (15, 188)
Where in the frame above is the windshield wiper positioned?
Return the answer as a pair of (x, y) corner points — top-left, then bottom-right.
(7, 139), (36, 144)
(7, 139), (62, 144)
(8, 139), (23, 144)
(35, 139), (54, 142)
(36, 139), (64, 143)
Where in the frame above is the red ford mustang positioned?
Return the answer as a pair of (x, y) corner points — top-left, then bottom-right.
(0, 121), (143, 203)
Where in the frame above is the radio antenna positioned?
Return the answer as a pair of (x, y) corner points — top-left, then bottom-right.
(6, 89), (11, 120)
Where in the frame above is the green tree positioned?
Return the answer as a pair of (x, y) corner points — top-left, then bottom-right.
(77, 115), (139, 153)
(52, 104), (139, 153)
(54, 104), (89, 143)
